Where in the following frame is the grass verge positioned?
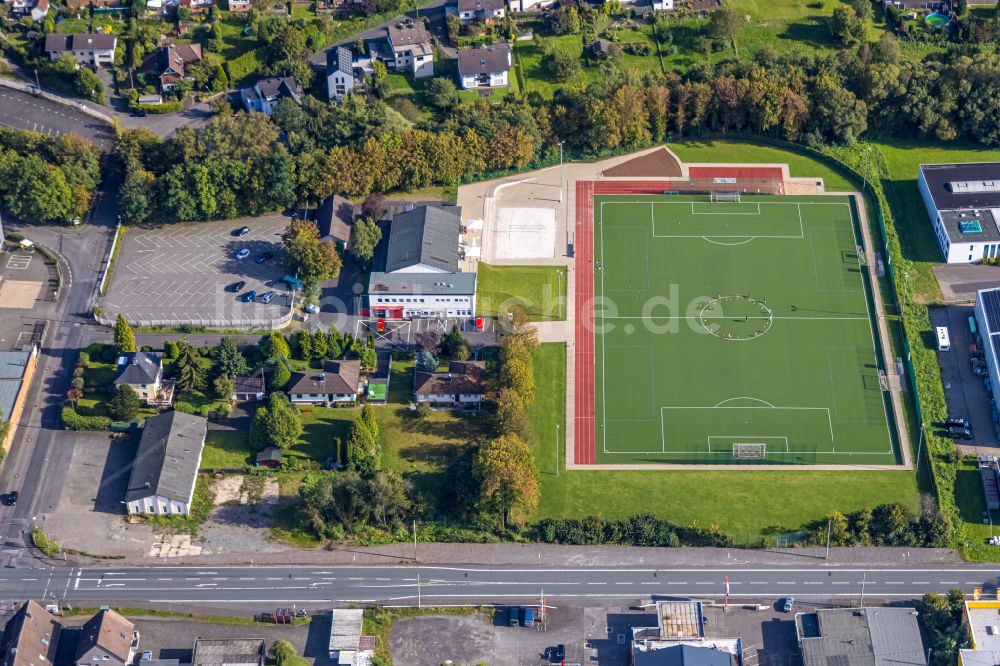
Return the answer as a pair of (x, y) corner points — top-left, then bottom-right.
(476, 263), (567, 321)
(32, 528), (60, 557)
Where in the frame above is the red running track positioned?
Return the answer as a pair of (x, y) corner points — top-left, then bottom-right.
(574, 181), (596, 465)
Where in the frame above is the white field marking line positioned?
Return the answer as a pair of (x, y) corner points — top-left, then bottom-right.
(598, 316), (870, 321)
(689, 201), (762, 216)
(824, 346), (894, 446)
(701, 237), (757, 246)
(654, 404), (835, 457)
(599, 199), (609, 454)
(808, 226), (861, 295)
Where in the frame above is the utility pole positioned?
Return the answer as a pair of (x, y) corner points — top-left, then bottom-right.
(825, 518), (832, 560)
(558, 140), (565, 203)
(412, 519), (417, 562)
(555, 423), (560, 476)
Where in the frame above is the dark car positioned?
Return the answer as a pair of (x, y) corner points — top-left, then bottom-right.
(3, 491), (18, 506)
(255, 251), (274, 264)
(948, 426), (973, 440)
(554, 645), (565, 661)
(233, 226), (250, 237)
(945, 417), (969, 429)
(241, 290), (257, 302)
(508, 607), (520, 627)
(131, 109), (147, 117)
(226, 280), (247, 293)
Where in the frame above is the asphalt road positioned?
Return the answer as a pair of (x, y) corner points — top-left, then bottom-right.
(2, 565), (998, 607)
(0, 185), (119, 564)
(0, 89), (115, 150)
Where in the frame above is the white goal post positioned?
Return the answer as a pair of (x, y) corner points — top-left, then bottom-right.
(710, 191), (742, 203)
(732, 442), (766, 458)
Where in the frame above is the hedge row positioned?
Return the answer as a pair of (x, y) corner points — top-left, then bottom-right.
(138, 101), (184, 114)
(61, 402), (111, 431)
(224, 48), (264, 84)
(534, 514), (733, 548)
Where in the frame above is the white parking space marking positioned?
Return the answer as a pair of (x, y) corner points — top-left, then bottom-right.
(6, 255), (32, 270)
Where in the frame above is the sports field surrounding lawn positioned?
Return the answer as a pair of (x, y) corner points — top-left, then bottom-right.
(527, 342), (919, 540)
(476, 263), (567, 321)
(591, 194), (898, 465)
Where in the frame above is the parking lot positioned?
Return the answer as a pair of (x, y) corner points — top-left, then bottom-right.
(102, 216), (293, 327)
(931, 304), (998, 451)
(0, 89), (115, 151)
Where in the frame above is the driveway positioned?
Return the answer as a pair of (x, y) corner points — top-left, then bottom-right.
(0, 89), (115, 150)
(101, 216), (294, 327)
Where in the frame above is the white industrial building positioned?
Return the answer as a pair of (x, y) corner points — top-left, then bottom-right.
(918, 162), (1000, 263)
(125, 411), (206, 516)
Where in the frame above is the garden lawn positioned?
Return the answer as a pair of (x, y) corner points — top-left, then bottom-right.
(515, 35), (602, 98)
(476, 263), (566, 321)
(527, 343), (920, 541)
(202, 431), (254, 468)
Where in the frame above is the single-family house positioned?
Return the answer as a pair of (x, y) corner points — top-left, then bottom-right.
(456, 43), (510, 90)
(124, 411), (207, 516)
(455, 0), (504, 22)
(511, 0), (554, 10)
(74, 609), (137, 666)
(179, 0), (213, 12)
(287, 359), (361, 404)
(228, 0), (251, 9)
(140, 43), (202, 92)
(316, 194), (355, 248)
(232, 371), (266, 402)
(29, 0), (48, 23)
(384, 21), (433, 78)
(112, 351), (173, 406)
(66, 0), (121, 10)
(256, 447), (282, 469)
(191, 640), (265, 666)
(44, 33), (117, 67)
(0, 601), (61, 666)
(326, 46), (356, 101)
(414, 360), (486, 407)
(240, 76), (302, 115)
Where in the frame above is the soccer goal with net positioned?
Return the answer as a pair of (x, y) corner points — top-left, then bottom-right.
(710, 191), (742, 203)
(732, 442), (766, 459)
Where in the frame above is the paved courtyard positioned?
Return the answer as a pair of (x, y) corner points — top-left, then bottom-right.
(102, 216), (294, 327)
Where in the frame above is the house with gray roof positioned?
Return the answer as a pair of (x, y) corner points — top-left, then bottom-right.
(414, 360), (486, 407)
(240, 76), (302, 116)
(455, 0), (505, 22)
(113, 351), (171, 406)
(44, 33), (117, 67)
(191, 639), (264, 666)
(384, 21), (433, 78)
(457, 43), (511, 89)
(796, 607), (927, 666)
(326, 46), (356, 101)
(125, 411), (207, 516)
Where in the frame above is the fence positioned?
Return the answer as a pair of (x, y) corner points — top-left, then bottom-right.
(593, 177), (786, 196)
(0, 77), (115, 125)
(94, 305), (295, 331)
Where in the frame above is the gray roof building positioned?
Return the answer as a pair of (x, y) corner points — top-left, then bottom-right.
(0, 350), (32, 422)
(382, 205), (461, 273)
(634, 645), (734, 666)
(44, 32), (117, 53)
(368, 271), (477, 296)
(386, 21), (432, 48)
(919, 163), (1000, 212)
(316, 195), (355, 245)
(125, 411), (207, 505)
(414, 360), (486, 397)
(326, 45), (353, 78)
(191, 639), (265, 666)
(74, 609), (135, 666)
(457, 44), (510, 76)
(457, 0), (504, 10)
(113, 351), (162, 387)
(797, 608), (927, 666)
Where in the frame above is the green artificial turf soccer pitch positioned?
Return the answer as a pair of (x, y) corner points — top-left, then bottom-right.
(591, 194), (901, 465)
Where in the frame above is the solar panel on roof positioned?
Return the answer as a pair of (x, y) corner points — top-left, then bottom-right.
(982, 290), (1000, 333)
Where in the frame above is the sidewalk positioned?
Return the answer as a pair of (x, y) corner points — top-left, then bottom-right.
(63, 543), (965, 569)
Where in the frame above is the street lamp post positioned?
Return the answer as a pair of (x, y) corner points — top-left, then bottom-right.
(558, 140), (565, 203)
(555, 424), (560, 476)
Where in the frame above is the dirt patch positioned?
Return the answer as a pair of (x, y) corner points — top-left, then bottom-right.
(212, 475), (246, 505)
(602, 147), (682, 178)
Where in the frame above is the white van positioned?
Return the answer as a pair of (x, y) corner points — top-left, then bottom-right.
(936, 326), (951, 352)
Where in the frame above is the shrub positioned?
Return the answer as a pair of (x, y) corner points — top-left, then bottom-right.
(173, 400), (199, 414)
(224, 48), (264, 83)
(61, 402), (111, 431)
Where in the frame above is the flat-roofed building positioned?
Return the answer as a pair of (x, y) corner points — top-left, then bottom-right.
(918, 163), (1000, 263)
(795, 607), (927, 666)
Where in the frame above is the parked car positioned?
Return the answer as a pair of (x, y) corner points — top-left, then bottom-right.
(945, 417), (969, 429)
(781, 597), (794, 613)
(241, 290), (257, 302)
(233, 226), (250, 237)
(2, 491), (17, 506)
(235, 248), (250, 260)
(140, 652), (152, 662)
(522, 607), (535, 627)
(303, 303), (320, 314)
(554, 645), (565, 661)
(259, 290), (277, 304)
(226, 280), (247, 293)
(255, 251), (274, 264)
(948, 426), (973, 440)
(508, 607), (520, 627)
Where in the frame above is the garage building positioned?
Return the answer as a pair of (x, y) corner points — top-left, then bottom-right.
(974, 288), (1000, 410)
